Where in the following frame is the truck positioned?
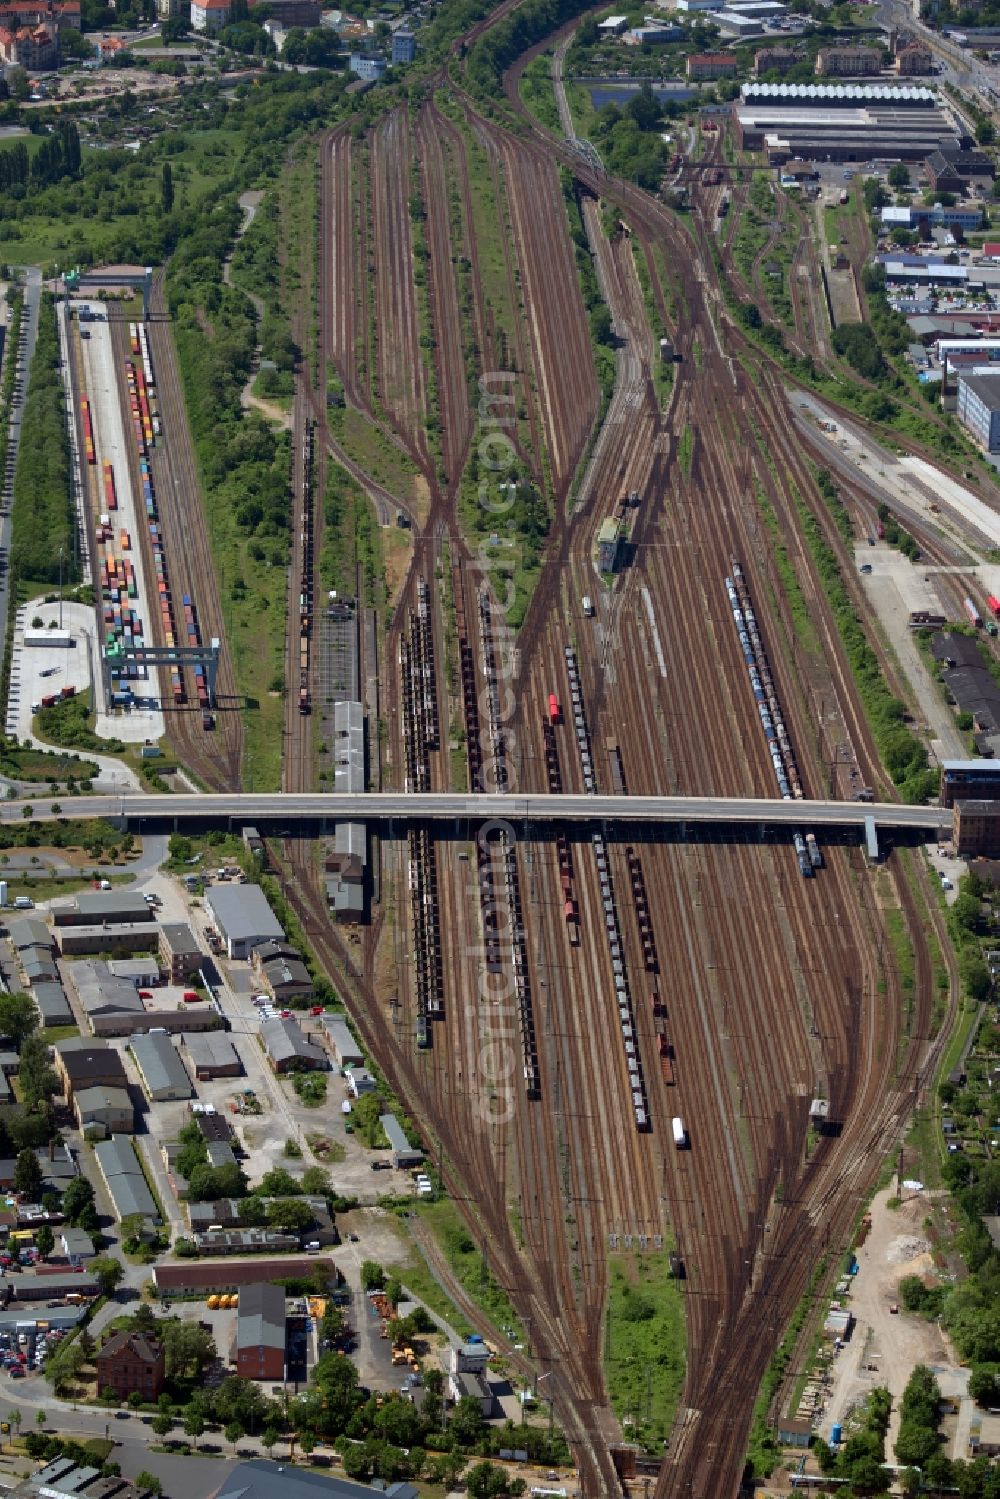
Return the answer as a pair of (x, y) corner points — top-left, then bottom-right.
(671, 1116), (687, 1149)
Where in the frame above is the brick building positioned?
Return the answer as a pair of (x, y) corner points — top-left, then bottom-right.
(815, 45), (882, 76)
(95, 1330), (165, 1402)
(0, 21), (57, 65)
(686, 52), (738, 79)
(954, 799), (1000, 856)
(235, 1282), (286, 1382)
(896, 42), (932, 73)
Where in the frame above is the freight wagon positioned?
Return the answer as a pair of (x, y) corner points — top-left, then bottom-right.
(965, 596), (983, 628)
(548, 693), (561, 725)
(988, 595), (1000, 619)
(81, 399), (95, 465)
(671, 1116), (687, 1149)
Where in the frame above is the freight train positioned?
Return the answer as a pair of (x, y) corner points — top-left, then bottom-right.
(298, 422), (315, 713)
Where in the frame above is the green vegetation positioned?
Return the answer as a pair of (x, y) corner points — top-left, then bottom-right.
(319, 458), (385, 621)
(328, 407), (424, 512)
(416, 1198), (523, 1341)
(466, 0), (594, 95)
(810, 1386), (891, 1494)
(292, 1072), (327, 1107)
(604, 1253), (685, 1454)
(0, 738), (98, 784)
(519, 53), (560, 132)
(747, 1259), (829, 1479)
(589, 84), (670, 191)
(34, 692), (124, 756)
(560, 170), (613, 404)
(11, 293), (77, 588)
(793, 493), (934, 802)
(167, 206), (290, 792)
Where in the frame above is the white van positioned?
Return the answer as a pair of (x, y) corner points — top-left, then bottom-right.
(671, 1117), (687, 1149)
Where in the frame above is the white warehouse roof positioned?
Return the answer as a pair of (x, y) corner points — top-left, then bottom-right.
(742, 81), (935, 101)
(883, 261), (968, 279)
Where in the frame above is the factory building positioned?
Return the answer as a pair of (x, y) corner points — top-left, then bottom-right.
(391, 28), (415, 62)
(957, 373), (1000, 451)
(954, 799), (1000, 856)
(736, 82), (960, 161)
(711, 11), (763, 35)
(881, 202), (983, 231)
(941, 759), (1000, 807)
(205, 884), (283, 960)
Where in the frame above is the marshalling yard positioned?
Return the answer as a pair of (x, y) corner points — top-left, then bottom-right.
(10, 10), (1000, 1498)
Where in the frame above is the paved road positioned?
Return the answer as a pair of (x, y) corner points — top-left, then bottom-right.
(0, 790), (954, 831)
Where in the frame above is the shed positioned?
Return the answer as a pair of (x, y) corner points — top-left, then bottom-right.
(183, 1032), (242, 1080)
(261, 1017), (326, 1074)
(322, 1015), (364, 1068)
(379, 1113), (423, 1168)
(129, 1032), (193, 1101)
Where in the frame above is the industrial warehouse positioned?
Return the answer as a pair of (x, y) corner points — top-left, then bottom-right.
(734, 81), (963, 160)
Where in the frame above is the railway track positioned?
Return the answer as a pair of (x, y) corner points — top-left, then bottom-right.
(137, 286), (242, 789)
(282, 24), (962, 1499)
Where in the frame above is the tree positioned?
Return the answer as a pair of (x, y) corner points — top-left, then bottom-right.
(888, 162), (910, 188)
(257, 1167), (302, 1197)
(91, 1256), (125, 1296)
(132, 1303), (158, 1335)
(261, 1426), (279, 1458)
(35, 1409), (45, 1429)
(46, 1339), (84, 1394)
(62, 1176), (96, 1225)
(266, 1198), (313, 1233)
(161, 13), (187, 40)
(128, 1390), (144, 1410)
(450, 1393), (486, 1447)
(969, 1368), (1000, 1407)
(0, 992), (36, 1046)
(14, 1148), (43, 1200)
(152, 1413), (173, 1439)
(134, 1475), (162, 1496)
(466, 1461), (516, 1498)
(17, 1033), (58, 1111)
(300, 1166), (331, 1195)
(360, 1260), (385, 1292)
(183, 1410), (204, 1448)
(162, 1321), (216, 1381)
(225, 1420), (245, 1451)
(35, 1224), (53, 1259)
(978, 119), (995, 146)
(161, 162), (174, 215)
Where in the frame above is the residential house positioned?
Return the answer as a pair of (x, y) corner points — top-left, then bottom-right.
(95, 1330), (165, 1401)
(159, 923), (201, 982)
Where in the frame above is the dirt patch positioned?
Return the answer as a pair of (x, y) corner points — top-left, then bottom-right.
(821, 1187), (956, 1457)
(245, 394), (293, 430)
(383, 527), (414, 608)
(411, 475), (432, 528)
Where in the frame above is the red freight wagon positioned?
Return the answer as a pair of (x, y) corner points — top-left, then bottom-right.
(549, 693), (562, 725)
(988, 595), (1000, 619)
